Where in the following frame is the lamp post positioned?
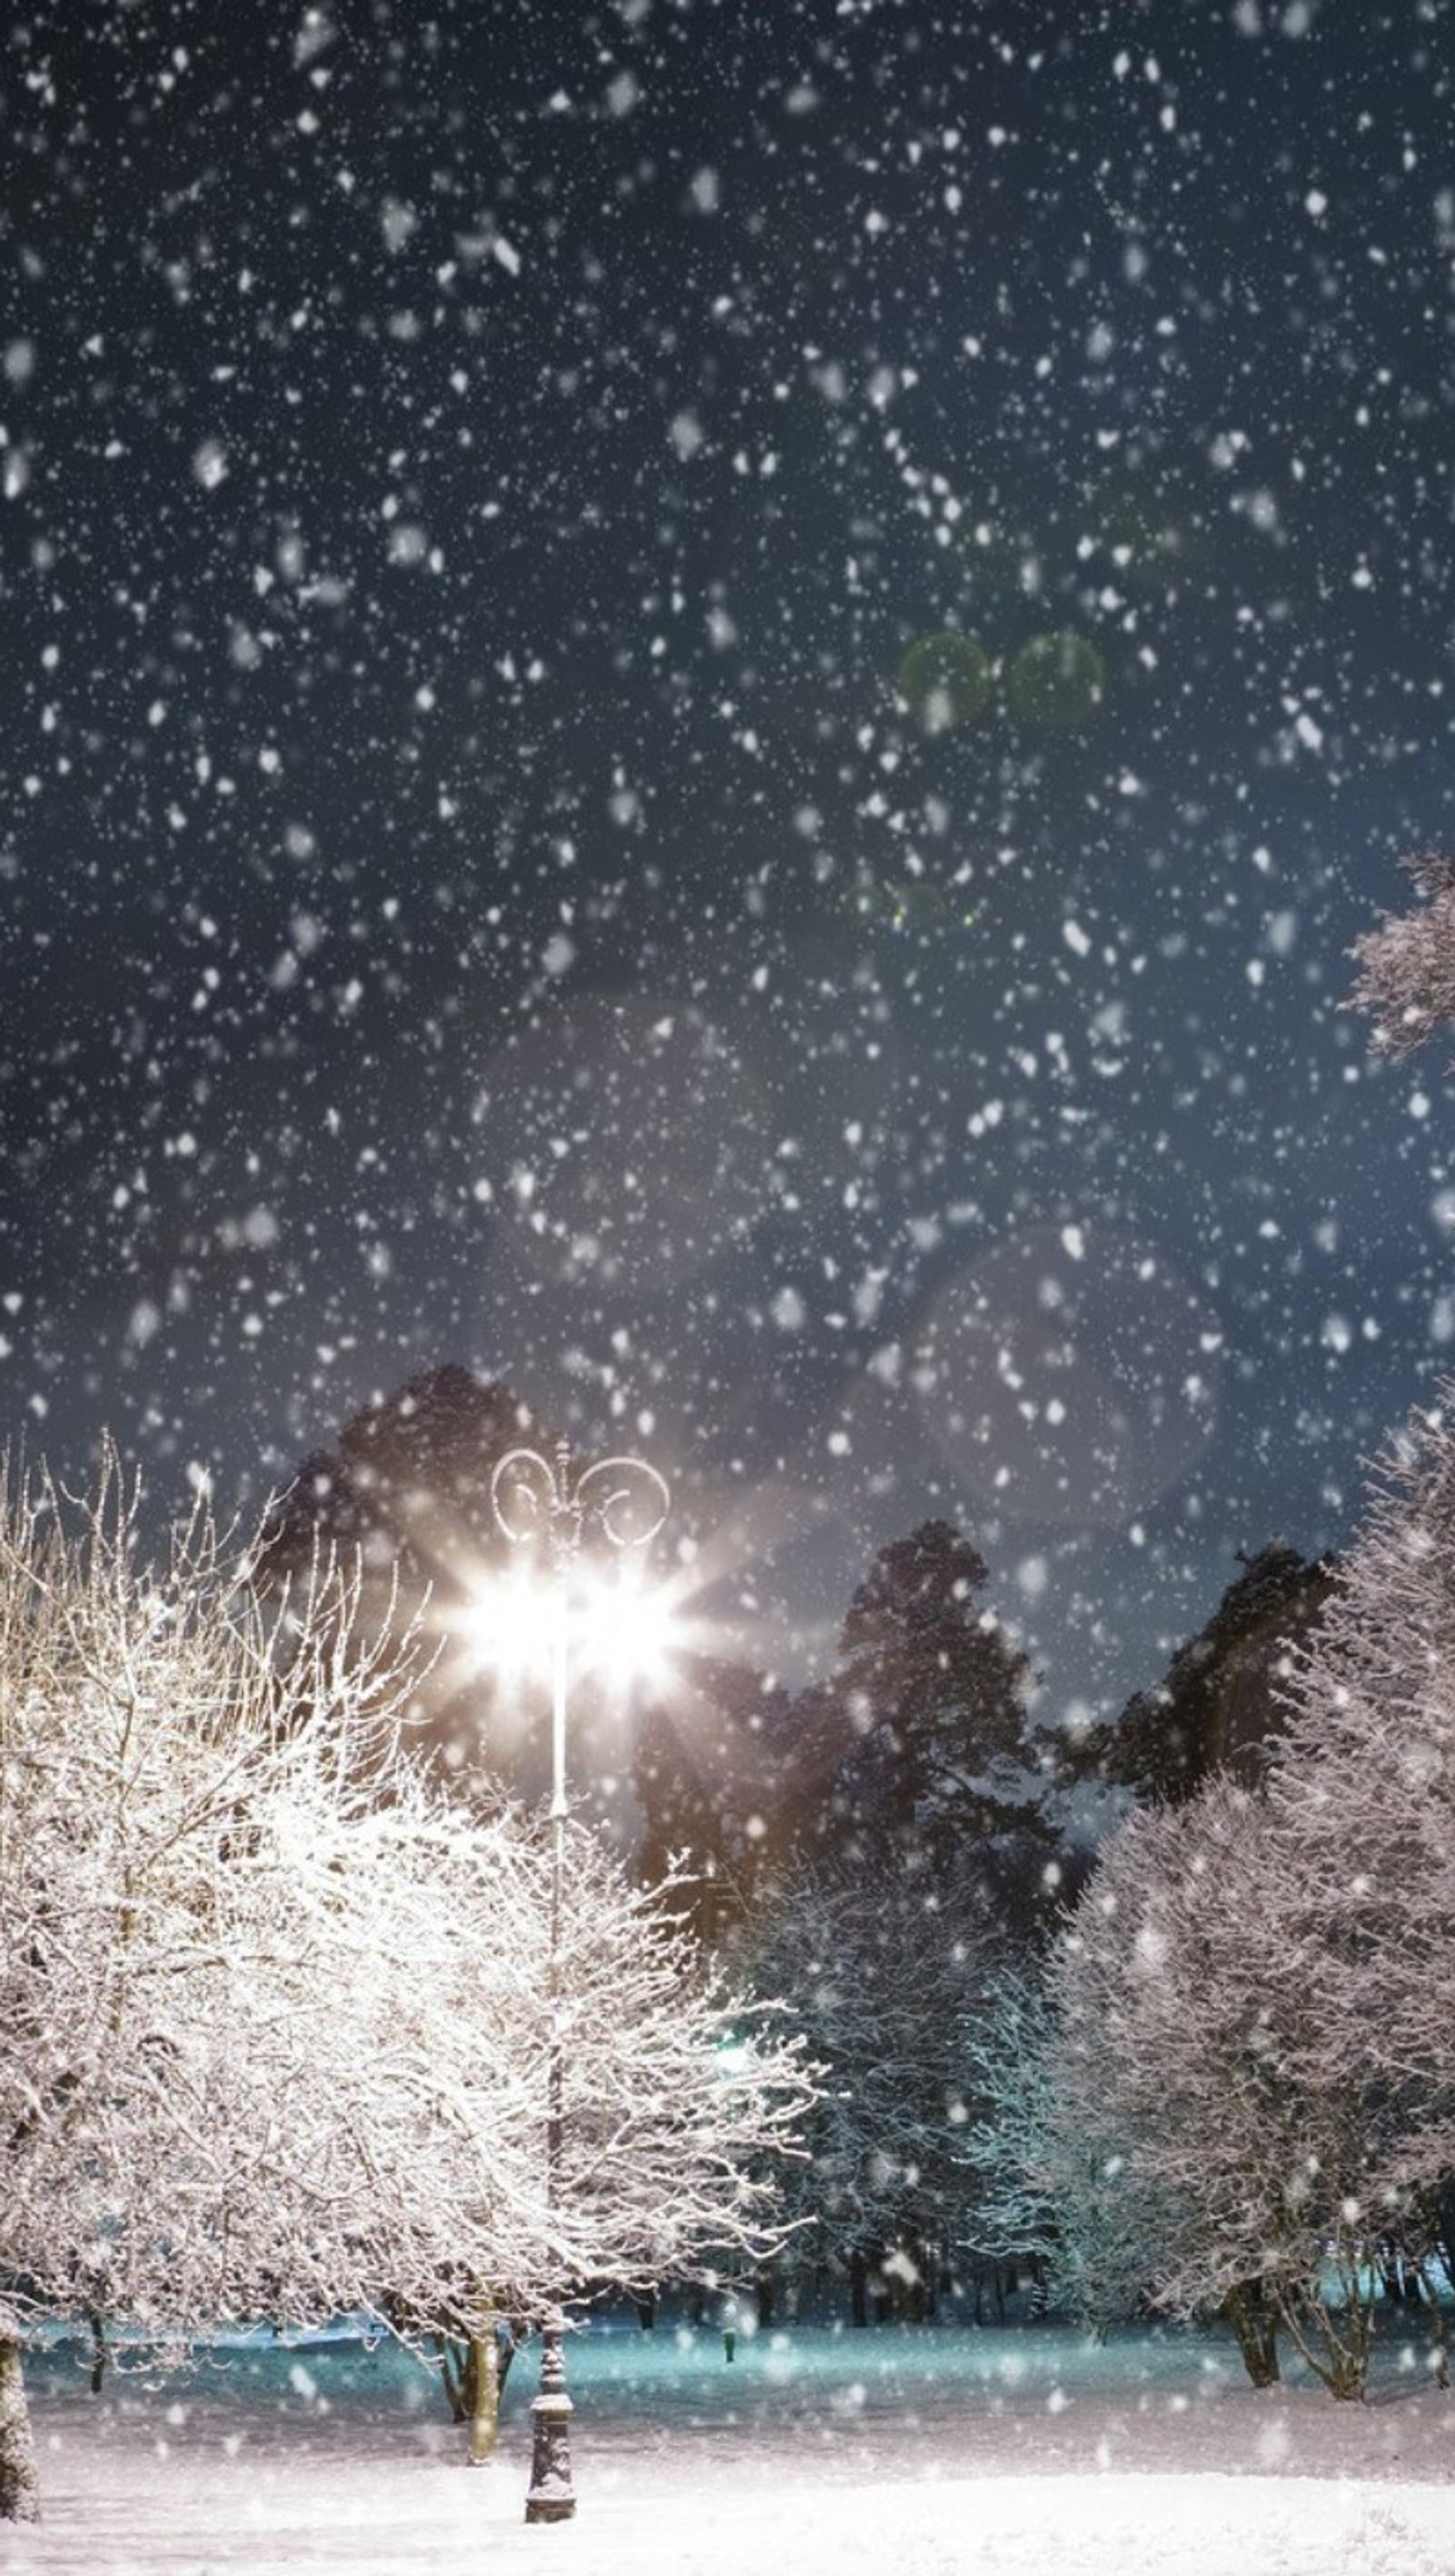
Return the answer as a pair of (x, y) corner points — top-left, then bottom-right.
(489, 1436), (670, 2527)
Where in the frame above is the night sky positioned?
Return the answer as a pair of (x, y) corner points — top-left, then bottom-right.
(5, 0), (1455, 1728)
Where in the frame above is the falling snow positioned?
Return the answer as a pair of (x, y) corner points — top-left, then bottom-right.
(3, 1), (1455, 1719)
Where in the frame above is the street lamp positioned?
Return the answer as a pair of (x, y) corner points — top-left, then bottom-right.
(488, 1436), (670, 2526)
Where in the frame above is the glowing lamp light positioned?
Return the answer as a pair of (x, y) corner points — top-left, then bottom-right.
(464, 1556), (681, 1705)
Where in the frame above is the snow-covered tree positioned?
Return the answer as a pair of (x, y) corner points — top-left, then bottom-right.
(745, 1862), (999, 2322)
(1348, 849), (1455, 1056)
(977, 1793), (1222, 2350)
(0, 1445), (530, 2515)
(1264, 1399), (1455, 2320)
(955, 1962), (1063, 2299)
(514, 1829), (813, 2300)
(1002, 1396), (1455, 2397)
(1035, 1779), (1388, 2389)
(1015, 1709), (1450, 2397)
(0, 1448), (813, 2518)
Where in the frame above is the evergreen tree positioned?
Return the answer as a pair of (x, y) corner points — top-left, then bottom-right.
(1098, 1544), (1334, 1808)
(738, 1521), (1059, 2305)
(260, 1363), (541, 1776)
(632, 1652), (798, 1945)
(787, 1520), (1046, 1912)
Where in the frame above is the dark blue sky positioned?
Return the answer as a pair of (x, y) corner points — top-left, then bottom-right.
(4, 0), (1455, 1722)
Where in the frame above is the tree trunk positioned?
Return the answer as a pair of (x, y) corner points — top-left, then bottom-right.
(1221, 2280), (1280, 2390)
(0, 2340), (41, 2523)
(849, 2250), (868, 2328)
(465, 2329), (501, 2466)
(1273, 2256), (1375, 2401)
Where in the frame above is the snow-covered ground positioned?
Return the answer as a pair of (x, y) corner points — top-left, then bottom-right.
(5, 2316), (1455, 2575)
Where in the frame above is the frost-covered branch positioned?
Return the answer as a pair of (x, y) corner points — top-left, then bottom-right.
(1347, 850), (1455, 1057)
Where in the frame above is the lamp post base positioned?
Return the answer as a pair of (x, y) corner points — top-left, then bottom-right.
(524, 2311), (575, 2524)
